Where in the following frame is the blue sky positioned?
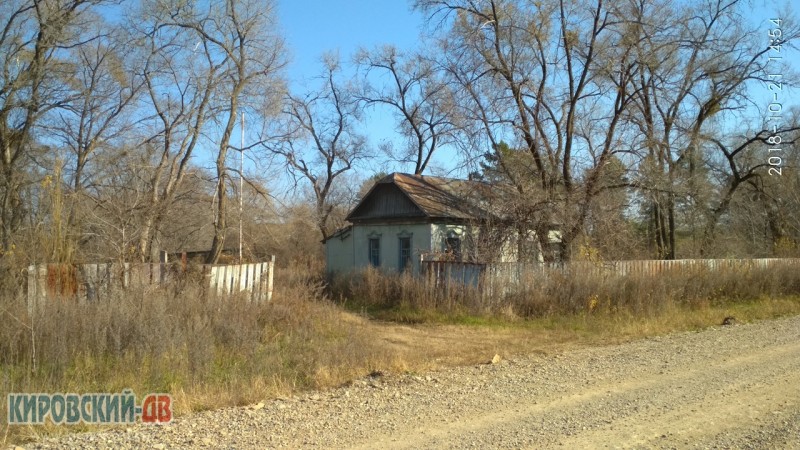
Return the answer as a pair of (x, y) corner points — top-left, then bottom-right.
(270, 1), (799, 180)
(272, 1), (465, 179)
(120, 0), (797, 191)
(276, 1), (424, 85)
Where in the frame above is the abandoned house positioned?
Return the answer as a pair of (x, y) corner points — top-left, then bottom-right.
(324, 172), (561, 275)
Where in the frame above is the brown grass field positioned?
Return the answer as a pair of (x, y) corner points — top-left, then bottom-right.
(3, 263), (800, 445)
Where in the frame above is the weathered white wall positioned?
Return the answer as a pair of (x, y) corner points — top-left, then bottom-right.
(325, 228), (356, 275)
(429, 223), (544, 263)
(326, 221), (548, 274)
(327, 222), (432, 275)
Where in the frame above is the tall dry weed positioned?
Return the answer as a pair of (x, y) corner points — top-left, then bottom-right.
(332, 262), (800, 319)
(1, 262), (393, 445)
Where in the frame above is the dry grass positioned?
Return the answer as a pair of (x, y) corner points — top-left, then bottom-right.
(3, 262), (800, 445)
(0, 265), (396, 445)
(332, 263), (800, 321)
(326, 263), (800, 373)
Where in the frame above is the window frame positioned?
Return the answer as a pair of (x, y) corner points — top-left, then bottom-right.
(398, 235), (412, 271)
(445, 230), (462, 261)
(368, 235), (381, 267)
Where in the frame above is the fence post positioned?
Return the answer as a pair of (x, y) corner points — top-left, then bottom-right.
(238, 264), (247, 293)
(159, 251), (168, 285)
(249, 264), (259, 301)
(208, 265), (219, 296)
(82, 264), (95, 303)
(218, 264), (227, 295)
(266, 256), (275, 302)
(243, 263), (252, 299)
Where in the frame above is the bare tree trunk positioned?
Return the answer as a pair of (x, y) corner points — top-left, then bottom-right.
(0, 167), (22, 252)
(667, 195), (676, 260)
(206, 149), (230, 264)
(158, 0), (285, 264)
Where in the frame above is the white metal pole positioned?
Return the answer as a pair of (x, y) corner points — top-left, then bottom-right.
(239, 112), (244, 263)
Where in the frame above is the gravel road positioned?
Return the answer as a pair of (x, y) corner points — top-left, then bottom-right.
(27, 315), (800, 449)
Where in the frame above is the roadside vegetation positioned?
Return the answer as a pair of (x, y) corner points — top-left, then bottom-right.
(333, 264), (800, 323)
(2, 1), (800, 445)
(1, 264), (388, 444)
(4, 261), (800, 445)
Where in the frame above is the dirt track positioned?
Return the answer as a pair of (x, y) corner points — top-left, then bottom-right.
(30, 315), (800, 449)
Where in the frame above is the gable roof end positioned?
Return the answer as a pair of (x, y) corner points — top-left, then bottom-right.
(346, 173), (501, 222)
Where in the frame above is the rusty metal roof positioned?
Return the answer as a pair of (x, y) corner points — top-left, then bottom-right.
(346, 173), (503, 222)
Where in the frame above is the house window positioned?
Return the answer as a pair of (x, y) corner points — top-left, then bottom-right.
(368, 238), (380, 267)
(399, 237), (412, 270)
(445, 230), (462, 261)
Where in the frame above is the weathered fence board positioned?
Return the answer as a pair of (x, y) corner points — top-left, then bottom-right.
(26, 257), (275, 309)
(422, 258), (800, 295)
(205, 260), (275, 302)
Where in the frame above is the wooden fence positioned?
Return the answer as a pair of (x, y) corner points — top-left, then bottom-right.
(25, 258), (275, 309)
(206, 261), (274, 300)
(422, 258), (800, 295)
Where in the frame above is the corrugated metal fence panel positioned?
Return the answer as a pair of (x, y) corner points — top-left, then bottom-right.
(266, 257), (275, 302)
(26, 259), (276, 308)
(209, 265), (219, 294)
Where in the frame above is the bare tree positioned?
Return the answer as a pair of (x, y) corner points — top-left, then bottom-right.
(0, 0), (109, 254)
(130, 0), (286, 264)
(162, 0), (285, 264)
(418, 0), (800, 260)
(79, 148), (150, 262)
(623, 0), (800, 258)
(32, 22), (146, 263)
(355, 45), (457, 175)
(51, 27), (143, 194)
(416, 0), (639, 260)
(697, 122), (800, 255)
(266, 56), (368, 240)
(120, 0), (224, 262)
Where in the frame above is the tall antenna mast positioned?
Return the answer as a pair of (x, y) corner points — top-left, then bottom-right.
(239, 112), (244, 263)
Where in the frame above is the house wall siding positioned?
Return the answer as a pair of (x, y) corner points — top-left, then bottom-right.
(348, 184), (426, 221)
(327, 222), (432, 275)
(325, 228), (355, 274)
(429, 223), (542, 263)
(326, 221), (548, 275)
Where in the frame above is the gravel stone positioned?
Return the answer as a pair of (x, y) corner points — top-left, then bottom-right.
(22, 316), (800, 449)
